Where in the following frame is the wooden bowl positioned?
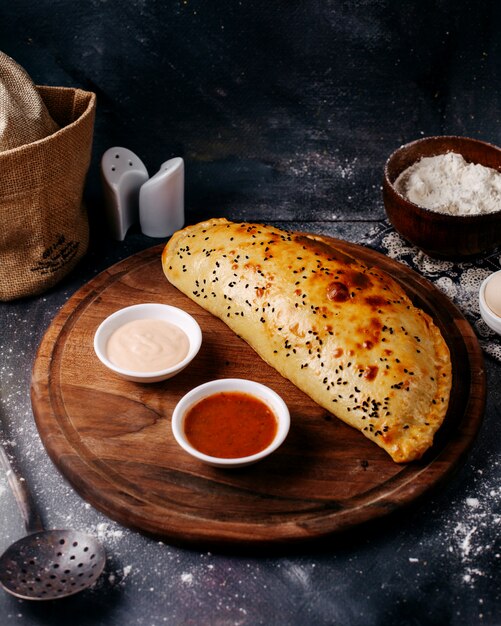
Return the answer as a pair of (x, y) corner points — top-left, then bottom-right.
(383, 136), (501, 259)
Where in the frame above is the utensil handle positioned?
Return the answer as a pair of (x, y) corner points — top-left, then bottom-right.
(0, 442), (44, 534)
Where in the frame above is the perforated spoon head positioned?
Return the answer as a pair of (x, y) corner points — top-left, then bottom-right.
(0, 529), (106, 600)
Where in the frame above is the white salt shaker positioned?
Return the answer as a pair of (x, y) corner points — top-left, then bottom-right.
(139, 157), (185, 238)
(101, 147), (149, 240)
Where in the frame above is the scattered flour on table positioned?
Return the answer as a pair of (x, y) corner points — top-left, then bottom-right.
(395, 152), (501, 215)
(436, 459), (500, 588)
(94, 521), (125, 541)
(288, 151), (358, 183)
(107, 564), (132, 586)
(403, 464), (499, 596)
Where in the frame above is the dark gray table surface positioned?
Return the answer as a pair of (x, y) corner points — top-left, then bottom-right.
(0, 220), (500, 626)
(1, 1), (500, 624)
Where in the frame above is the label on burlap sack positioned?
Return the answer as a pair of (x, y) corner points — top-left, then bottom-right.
(30, 234), (80, 276)
(0, 85), (96, 300)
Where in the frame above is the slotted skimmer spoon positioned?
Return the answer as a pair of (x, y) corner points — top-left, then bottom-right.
(0, 439), (106, 600)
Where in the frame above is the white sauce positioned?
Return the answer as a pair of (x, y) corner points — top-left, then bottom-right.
(395, 152), (501, 215)
(107, 319), (189, 372)
(485, 273), (501, 318)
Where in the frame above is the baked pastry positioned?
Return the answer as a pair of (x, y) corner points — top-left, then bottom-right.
(162, 218), (452, 462)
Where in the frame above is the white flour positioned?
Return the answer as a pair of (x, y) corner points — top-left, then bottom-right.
(395, 152), (501, 215)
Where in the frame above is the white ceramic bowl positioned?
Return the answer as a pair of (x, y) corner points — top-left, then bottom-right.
(93, 303), (202, 382)
(171, 378), (290, 468)
(479, 271), (501, 336)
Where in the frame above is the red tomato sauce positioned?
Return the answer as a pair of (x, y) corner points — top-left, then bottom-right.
(183, 392), (278, 458)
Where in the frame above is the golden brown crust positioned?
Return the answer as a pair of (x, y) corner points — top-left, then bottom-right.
(162, 218), (452, 462)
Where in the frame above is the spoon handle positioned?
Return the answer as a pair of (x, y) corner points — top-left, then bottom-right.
(0, 441), (44, 535)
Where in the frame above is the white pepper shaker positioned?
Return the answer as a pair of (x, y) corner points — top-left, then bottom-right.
(101, 147), (149, 241)
(139, 157), (185, 238)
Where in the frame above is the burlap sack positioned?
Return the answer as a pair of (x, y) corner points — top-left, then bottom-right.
(0, 52), (61, 151)
(0, 54), (96, 300)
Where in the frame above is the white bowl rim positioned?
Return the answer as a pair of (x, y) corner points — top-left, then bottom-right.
(479, 271), (501, 334)
(171, 378), (290, 466)
(93, 302), (202, 379)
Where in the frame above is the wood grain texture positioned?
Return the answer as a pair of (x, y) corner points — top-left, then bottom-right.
(30, 239), (486, 548)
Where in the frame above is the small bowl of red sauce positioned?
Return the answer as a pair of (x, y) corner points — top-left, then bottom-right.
(171, 379), (290, 468)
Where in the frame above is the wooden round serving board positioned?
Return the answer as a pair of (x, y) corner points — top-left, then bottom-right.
(31, 238), (485, 549)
